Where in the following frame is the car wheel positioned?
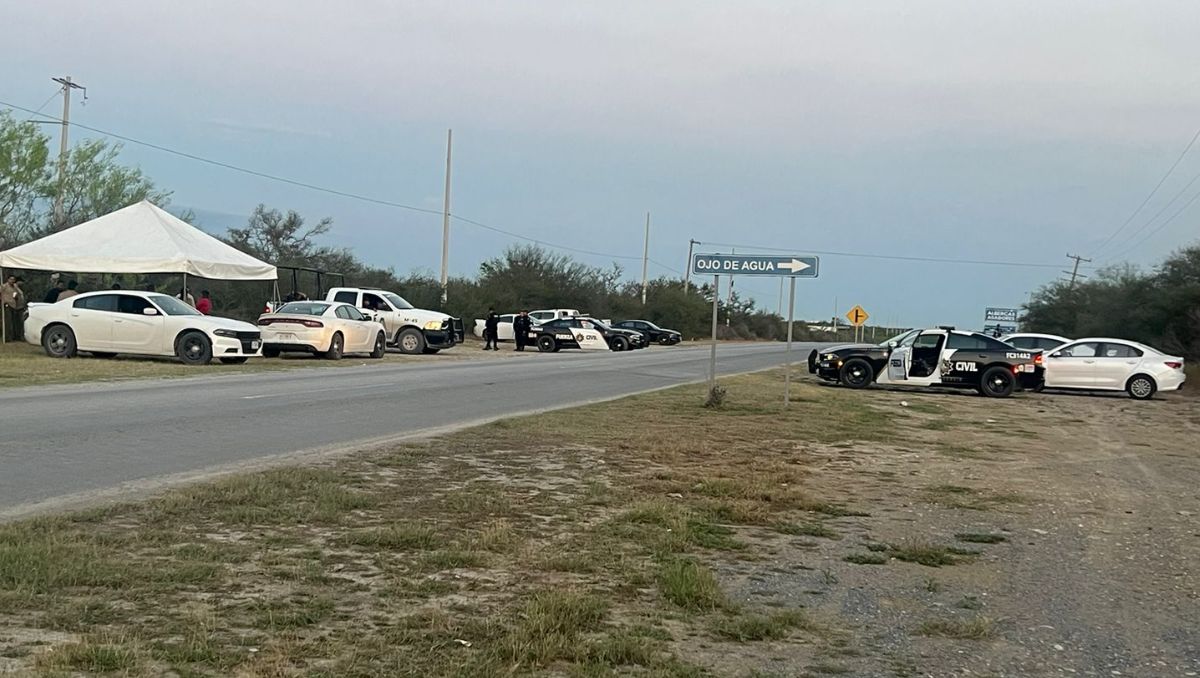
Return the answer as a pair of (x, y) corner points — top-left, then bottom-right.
(219, 357), (249, 365)
(369, 332), (387, 359)
(839, 358), (874, 389)
(611, 336), (629, 352)
(176, 331), (212, 365)
(325, 332), (344, 360)
(263, 347), (281, 358)
(91, 352), (117, 359)
(658, 336), (672, 346)
(397, 328), (425, 355)
(979, 366), (1015, 398)
(537, 335), (557, 353)
(1126, 374), (1156, 400)
(42, 325), (77, 359)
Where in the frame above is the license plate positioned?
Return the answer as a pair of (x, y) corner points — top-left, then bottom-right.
(275, 332), (295, 340)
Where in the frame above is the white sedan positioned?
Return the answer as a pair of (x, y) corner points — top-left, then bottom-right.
(1000, 332), (1071, 351)
(25, 290), (261, 365)
(258, 301), (387, 360)
(1043, 338), (1186, 399)
(473, 314), (517, 342)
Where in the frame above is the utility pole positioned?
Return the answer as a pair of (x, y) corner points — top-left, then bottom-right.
(439, 129), (453, 306)
(683, 239), (699, 294)
(1064, 253), (1091, 289)
(640, 212), (650, 305)
(51, 76), (86, 228)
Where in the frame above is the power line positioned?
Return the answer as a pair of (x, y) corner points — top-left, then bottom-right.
(1091, 125), (1200, 258)
(697, 240), (1067, 269)
(1103, 165), (1200, 255)
(1110, 187), (1200, 261)
(1, 98), (649, 263)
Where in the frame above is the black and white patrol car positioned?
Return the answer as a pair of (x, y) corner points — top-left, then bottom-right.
(528, 317), (646, 352)
(814, 327), (1044, 397)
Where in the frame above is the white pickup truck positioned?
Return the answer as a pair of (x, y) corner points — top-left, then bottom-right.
(325, 287), (463, 354)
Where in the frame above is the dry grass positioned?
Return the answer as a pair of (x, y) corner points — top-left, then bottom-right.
(0, 369), (1040, 675)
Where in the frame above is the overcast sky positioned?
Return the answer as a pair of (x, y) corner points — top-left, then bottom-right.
(4, 0), (1199, 327)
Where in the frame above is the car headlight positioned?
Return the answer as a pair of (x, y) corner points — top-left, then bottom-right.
(822, 353), (837, 361)
(424, 320), (443, 330)
(214, 329), (239, 338)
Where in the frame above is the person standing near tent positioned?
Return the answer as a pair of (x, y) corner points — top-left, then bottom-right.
(483, 308), (500, 350)
(196, 290), (212, 315)
(177, 288), (195, 307)
(43, 276), (64, 304)
(2, 275), (26, 342)
(513, 310), (532, 351)
(57, 280), (79, 301)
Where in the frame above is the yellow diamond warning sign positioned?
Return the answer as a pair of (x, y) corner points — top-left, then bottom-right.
(845, 305), (869, 327)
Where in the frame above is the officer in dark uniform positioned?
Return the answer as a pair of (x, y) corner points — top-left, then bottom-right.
(484, 308), (500, 350)
(512, 309), (532, 351)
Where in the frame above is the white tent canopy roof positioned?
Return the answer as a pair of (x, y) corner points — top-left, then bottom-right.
(0, 201), (276, 281)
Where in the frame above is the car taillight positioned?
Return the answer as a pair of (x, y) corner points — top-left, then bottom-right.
(1166, 361), (1183, 369)
(302, 320), (323, 328)
(258, 318), (273, 326)
(1034, 353), (1043, 366)
(1012, 365), (1021, 374)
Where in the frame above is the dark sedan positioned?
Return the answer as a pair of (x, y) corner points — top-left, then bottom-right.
(613, 320), (682, 346)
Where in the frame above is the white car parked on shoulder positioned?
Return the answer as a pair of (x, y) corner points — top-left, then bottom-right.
(25, 291), (261, 365)
(1000, 332), (1071, 351)
(1042, 338), (1186, 399)
(258, 301), (387, 360)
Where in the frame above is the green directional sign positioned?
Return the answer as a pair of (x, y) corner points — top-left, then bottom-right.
(692, 253), (819, 277)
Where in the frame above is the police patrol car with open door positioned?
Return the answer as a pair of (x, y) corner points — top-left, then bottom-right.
(528, 317), (645, 352)
(815, 327), (1044, 397)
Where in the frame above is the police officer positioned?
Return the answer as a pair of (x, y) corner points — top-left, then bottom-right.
(483, 308), (500, 350)
(512, 309), (532, 351)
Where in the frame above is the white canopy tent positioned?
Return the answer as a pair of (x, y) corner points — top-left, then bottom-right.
(0, 201), (276, 280)
(0, 200), (276, 344)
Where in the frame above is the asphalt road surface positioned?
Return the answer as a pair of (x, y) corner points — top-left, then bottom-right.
(0, 342), (821, 516)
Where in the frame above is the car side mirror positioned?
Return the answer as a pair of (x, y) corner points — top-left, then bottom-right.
(1049, 352), (1061, 358)
(888, 341), (898, 349)
(142, 307), (158, 316)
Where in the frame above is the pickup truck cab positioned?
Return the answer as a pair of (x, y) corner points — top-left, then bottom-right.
(325, 287), (463, 354)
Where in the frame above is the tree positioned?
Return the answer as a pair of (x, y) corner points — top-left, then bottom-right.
(227, 204), (334, 265)
(52, 138), (170, 233)
(0, 111), (51, 245)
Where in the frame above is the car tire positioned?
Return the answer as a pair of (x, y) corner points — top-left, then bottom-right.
(979, 366), (1015, 398)
(397, 328), (425, 355)
(262, 347), (281, 358)
(42, 324), (77, 359)
(369, 332), (387, 359)
(325, 332), (344, 360)
(839, 358), (874, 389)
(91, 352), (117, 359)
(219, 357), (249, 365)
(537, 335), (557, 352)
(611, 336), (629, 352)
(659, 336), (673, 346)
(176, 331), (212, 365)
(1126, 374), (1156, 400)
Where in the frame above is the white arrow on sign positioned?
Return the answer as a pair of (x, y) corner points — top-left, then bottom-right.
(777, 258), (811, 273)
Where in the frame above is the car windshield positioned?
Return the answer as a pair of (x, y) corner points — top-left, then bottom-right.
(878, 329), (916, 347)
(584, 318), (613, 331)
(383, 292), (413, 310)
(150, 294), (200, 316)
(277, 302), (330, 316)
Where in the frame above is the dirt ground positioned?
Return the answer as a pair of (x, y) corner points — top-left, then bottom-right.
(0, 370), (1196, 677)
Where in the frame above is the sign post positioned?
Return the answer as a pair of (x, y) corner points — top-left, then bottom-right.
(783, 276), (796, 407)
(691, 253), (820, 407)
(846, 304), (869, 343)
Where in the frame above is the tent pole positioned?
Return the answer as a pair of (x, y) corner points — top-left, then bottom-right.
(183, 272), (188, 306)
(0, 265), (6, 348)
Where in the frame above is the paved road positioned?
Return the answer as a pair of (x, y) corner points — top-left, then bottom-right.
(0, 342), (820, 516)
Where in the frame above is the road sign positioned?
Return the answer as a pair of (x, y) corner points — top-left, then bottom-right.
(692, 253), (819, 277)
(846, 305), (869, 327)
(984, 307), (1018, 323)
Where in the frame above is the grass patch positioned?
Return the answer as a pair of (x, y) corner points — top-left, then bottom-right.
(711, 609), (814, 641)
(916, 616), (997, 639)
(843, 553), (888, 565)
(341, 524), (441, 550)
(888, 541), (964, 568)
(774, 521), (840, 539)
(955, 532), (1007, 544)
(658, 559), (727, 611)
